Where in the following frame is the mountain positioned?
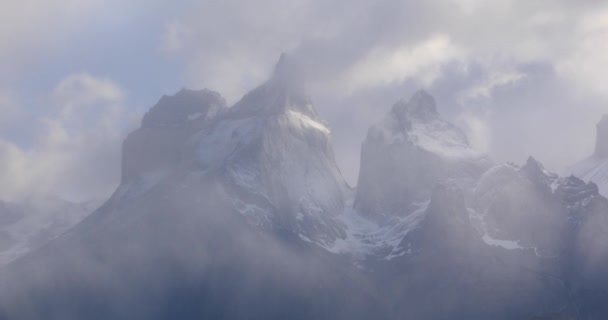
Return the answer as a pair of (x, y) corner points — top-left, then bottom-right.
(355, 90), (492, 220)
(1, 58), (607, 320)
(0, 196), (100, 266)
(569, 115), (608, 196)
(0, 57), (381, 320)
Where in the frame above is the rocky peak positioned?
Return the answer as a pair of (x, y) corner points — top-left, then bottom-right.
(142, 88), (225, 128)
(230, 55), (318, 120)
(517, 156), (561, 194)
(355, 91), (491, 219)
(595, 115), (608, 158)
(520, 156), (552, 178)
(391, 90), (439, 125)
(122, 88), (226, 183)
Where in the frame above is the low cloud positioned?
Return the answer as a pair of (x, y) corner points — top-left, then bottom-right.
(2, 0), (608, 198)
(0, 73), (136, 202)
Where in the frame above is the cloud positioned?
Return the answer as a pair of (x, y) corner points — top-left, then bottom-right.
(0, 0), (101, 81)
(341, 34), (464, 93)
(0, 89), (20, 125)
(557, 8), (608, 99)
(460, 70), (527, 102)
(51, 73), (125, 118)
(2, 0), (608, 197)
(0, 73), (135, 202)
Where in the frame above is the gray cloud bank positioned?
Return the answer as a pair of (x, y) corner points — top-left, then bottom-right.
(2, 0), (608, 198)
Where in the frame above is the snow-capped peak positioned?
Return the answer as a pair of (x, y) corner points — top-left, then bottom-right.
(355, 91), (492, 220)
(229, 55), (317, 120)
(368, 91), (482, 160)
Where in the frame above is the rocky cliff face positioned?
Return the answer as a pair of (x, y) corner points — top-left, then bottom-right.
(355, 90), (492, 219)
(189, 60), (348, 245)
(569, 115), (608, 196)
(121, 88), (225, 183)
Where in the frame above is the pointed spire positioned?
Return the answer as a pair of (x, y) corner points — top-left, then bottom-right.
(230, 53), (317, 119)
(269, 52), (305, 92)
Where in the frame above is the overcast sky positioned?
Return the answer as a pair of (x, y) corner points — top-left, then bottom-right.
(1, 0), (608, 201)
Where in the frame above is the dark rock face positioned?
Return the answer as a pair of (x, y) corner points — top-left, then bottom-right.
(121, 89), (225, 183)
(595, 115), (608, 157)
(405, 183), (481, 254)
(355, 90), (492, 219)
(142, 89), (225, 128)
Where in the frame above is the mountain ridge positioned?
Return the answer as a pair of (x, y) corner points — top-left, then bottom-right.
(1, 59), (607, 320)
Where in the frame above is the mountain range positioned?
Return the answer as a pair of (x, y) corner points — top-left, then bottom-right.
(0, 57), (607, 320)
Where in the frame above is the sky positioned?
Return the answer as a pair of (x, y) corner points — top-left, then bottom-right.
(1, 0), (608, 201)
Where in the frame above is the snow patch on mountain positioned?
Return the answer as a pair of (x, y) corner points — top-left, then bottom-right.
(319, 195), (428, 261)
(408, 121), (482, 159)
(569, 156), (608, 197)
(481, 234), (523, 250)
(286, 110), (330, 135)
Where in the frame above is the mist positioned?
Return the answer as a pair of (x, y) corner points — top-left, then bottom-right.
(1, 0), (608, 196)
(1, 1), (608, 320)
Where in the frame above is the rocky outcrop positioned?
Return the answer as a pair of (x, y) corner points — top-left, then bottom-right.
(355, 90), (492, 219)
(192, 56), (347, 244)
(121, 89), (225, 183)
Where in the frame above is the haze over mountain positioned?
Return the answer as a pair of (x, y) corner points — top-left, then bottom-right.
(0, 196), (101, 266)
(0, 57), (607, 320)
(570, 115), (608, 197)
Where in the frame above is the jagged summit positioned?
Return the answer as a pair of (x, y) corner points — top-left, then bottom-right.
(391, 90), (439, 124)
(355, 91), (492, 219)
(142, 88), (225, 128)
(520, 156), (555, 181)
(229, 54), (316, 119)
(122, 88), (226, 183)
(595, 114), (608, 157)
(370, 90), (476, 159)
(271, 53), (302, 87)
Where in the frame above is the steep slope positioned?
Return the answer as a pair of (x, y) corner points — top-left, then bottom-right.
(355, 90), (492, 219)
(349, 93), (608, 319)
(190, 60), (348, 245)
(570, 115), (608, 196)
(375, 183), (575, 320)
(470, 157), (608, 318)
(121, 88), (225, 183)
